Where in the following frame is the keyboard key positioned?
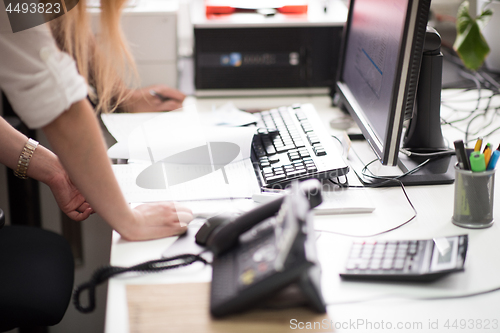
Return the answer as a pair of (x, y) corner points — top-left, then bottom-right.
(382, 259), (393, 270)
(280, 145), (296, 152)
(369, 259), (382, 270)
(295, 111), (307, 121)
(257, 128), (269, 135)
(299, 149), (311, 158)
(358, 259), (370, 270)
(265, 145), (276, 155)
(287, 169), (307, 177)
(394, 259), (405, 270)
(396, 249), (407, 259)
(253, 147), (266, 158)
(306, 166), (318, 173)
(262, 167), (273, 175)
(269, 156), (280, 164)
(408, 242), (418, 255)
(314, 147), (326, 156)
(307, 133), (320, 145)
(264, 174), (286, 183)
(301, 125), (314, 133)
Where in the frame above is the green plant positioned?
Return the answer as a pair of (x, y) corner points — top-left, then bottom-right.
(453, 1), (493, 70)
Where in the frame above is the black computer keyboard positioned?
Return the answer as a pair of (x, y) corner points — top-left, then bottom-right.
(251, 103), (349, 188)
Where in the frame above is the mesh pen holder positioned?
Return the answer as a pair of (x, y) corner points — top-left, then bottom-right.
(452, 165), (495, 229)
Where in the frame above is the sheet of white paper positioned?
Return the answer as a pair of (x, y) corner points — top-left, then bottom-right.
(101, 112), (159, 143)
(112, 158), (260, 202)
(198, 102), (259, 127)
(102, 104), (258, 161)
(128, 107), (256, 164)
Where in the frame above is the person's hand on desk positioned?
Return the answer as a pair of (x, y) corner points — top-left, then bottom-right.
(123, 85), (186, 113)
(123, 202), (193, 241)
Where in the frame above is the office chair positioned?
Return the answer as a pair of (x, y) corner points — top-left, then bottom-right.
(0, 209), (75, 332)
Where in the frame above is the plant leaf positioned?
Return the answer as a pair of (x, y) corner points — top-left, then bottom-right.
(477, 8), (493, 29)
(456, 1), (472, 34)
(454, 1), (491, 71)
(454, 20), (490, 71)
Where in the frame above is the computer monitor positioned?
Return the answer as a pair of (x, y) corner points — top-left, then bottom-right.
(336, 0), (455, 185)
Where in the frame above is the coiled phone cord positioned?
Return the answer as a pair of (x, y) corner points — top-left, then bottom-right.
(73, 253), (208, 313)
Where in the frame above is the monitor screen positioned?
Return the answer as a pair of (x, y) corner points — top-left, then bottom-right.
(337, 0), (430, 166)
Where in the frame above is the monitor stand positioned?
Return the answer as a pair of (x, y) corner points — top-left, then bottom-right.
(347, 28), (456, 187)
(346, 138), (455, 187)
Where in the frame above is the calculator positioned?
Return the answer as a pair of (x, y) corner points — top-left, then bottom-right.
(339, 235), (468, 282)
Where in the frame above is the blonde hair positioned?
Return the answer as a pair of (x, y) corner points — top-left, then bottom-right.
(50, 0), (137, 113)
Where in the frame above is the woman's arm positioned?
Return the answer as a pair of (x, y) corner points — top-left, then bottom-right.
(122, 84), (186, 113)
(42, 98), (191, 241)
(0, 117), (93, 221)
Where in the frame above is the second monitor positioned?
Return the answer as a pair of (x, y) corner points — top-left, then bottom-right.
(336, 0), (455, 186)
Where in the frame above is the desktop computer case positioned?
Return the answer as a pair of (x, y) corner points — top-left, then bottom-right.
(191, 0), (347, 96)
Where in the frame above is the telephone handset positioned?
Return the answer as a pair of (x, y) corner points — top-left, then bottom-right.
(197, 179), (323, 256)
(203, 179), (326, 317)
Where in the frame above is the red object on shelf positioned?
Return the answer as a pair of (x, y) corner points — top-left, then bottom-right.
(205, 1), (308, 15)
(276, 5), (307, 14)
(206, 6), (236, 15)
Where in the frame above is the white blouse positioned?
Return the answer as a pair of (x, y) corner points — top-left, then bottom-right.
(0, 16), (88, 129)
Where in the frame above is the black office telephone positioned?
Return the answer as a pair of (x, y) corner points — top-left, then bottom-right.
(196, 179), (326, 317)
(73, 181), (325, 315)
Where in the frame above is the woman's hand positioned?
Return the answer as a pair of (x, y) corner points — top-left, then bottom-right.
(124, 85), (186, 113)
(48, 171), (94, 222)
(118, 202), (193, 241)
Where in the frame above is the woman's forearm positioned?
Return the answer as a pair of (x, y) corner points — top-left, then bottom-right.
(41, 99), (190, 240)
(0, 117), (63, 185)
(41, 99), (136, 235)
(0, 117), (31, 171)
(0, 116), (94, 221)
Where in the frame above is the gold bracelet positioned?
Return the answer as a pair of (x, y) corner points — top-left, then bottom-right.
(14, 138), (39, 179)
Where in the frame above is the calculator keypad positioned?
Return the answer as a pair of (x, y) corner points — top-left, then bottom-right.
(345, 240), (424, 275)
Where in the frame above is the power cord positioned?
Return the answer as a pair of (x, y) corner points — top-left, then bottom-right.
(399, 148), (455, 158)
(322, 155), (424, 237)
(324, 176), (417, 238)
(73, 253), (209, 313)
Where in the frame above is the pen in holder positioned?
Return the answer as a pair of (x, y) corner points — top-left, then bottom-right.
(452, 164), (495, 229)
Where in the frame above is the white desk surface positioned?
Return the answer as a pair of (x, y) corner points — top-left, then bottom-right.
(104, 94), (500, 333)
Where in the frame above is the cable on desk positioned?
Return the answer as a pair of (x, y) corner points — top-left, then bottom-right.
(439, 47), (500, 144)
(330, 134), (451, 187)
(73, 253), (209, 313)
(399, 148), (455, 158)
(318, 158), (421, 238)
